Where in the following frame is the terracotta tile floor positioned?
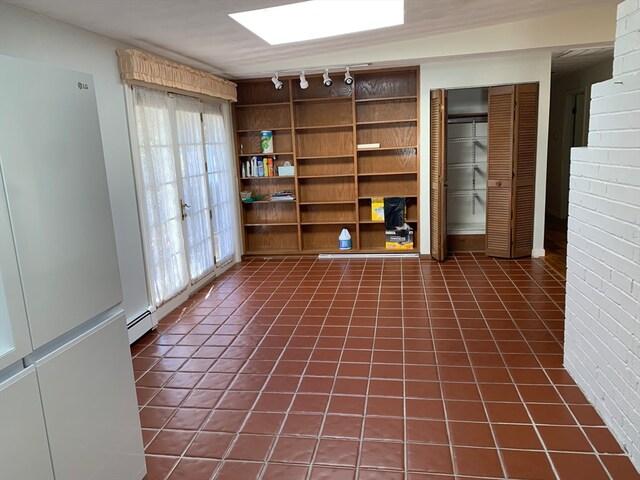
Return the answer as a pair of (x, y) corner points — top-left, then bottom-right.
(132, 254), (640, 480)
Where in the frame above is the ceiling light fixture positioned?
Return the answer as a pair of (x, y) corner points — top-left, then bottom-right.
(229, 0), (404, 45)
(323, 69), (332, 87)
(299, 71), (309, 89)
(344, 67), (354, 86)
(271, 73), (284, 90)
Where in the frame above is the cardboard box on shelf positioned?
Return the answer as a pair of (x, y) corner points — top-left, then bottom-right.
(385, 224), (414, 250)
(371, 197), (384, 222)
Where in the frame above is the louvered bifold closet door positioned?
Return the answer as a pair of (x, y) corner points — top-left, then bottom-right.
(430, 89), (447, 261)
(486, 86), (515, 258)
(511, 83), (538, 257)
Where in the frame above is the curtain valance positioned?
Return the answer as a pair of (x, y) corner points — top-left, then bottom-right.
(116, 49), (237, 102)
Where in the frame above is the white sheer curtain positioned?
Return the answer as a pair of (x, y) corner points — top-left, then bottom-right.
(132, 87), (188, 306)
(174, 96), (216, 282)
(203, 103), (236, 263)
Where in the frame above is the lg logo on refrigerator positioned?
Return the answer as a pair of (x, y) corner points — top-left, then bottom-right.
(77, 82), (89, 90)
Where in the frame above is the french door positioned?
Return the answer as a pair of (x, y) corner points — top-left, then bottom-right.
(131, 86), (236, 309)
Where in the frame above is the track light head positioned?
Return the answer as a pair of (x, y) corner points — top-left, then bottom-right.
(323, 69), (333, 87)
(299, 71), (309, 89)
(344, 67), (354, 86)
(271, 74), (284, 90)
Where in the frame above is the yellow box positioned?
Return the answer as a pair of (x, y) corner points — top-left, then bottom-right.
(371, 197), (384, 222)
(385, 227), (414, 250)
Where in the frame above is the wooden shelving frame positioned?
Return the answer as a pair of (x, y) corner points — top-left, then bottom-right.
(233, 67), (420, 255)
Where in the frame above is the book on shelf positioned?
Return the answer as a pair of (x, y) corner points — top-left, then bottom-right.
(357, 143), (381, 150)
(269, 190), (296, 202)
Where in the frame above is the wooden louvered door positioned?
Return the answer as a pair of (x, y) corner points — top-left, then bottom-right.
(486, 86), (515, 257)
(486, 84), (538, 258)
(430, 89), (447, 261)
(511, 83), (538, 257)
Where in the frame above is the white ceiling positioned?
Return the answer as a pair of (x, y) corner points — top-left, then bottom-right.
(6, 0), (619, 79)
(552, 47), (614, 75)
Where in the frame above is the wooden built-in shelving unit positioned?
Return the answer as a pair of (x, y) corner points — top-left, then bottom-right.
(233, 67), (419, 255)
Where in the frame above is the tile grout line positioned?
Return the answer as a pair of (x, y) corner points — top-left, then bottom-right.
(239, 257), (338, 480)
(469, 253), (563, 480)
(132, 256), (635, 480)
(250, 257), (338, 479)
(170, 256), (299, 480)
(161, 257), (306, 479)
(352, 258), (384, 479)
(401, 258), (408, 478)
(262, 258), (354, 477)
(422, 260), (457, 478)
(493, 257), (615, 479)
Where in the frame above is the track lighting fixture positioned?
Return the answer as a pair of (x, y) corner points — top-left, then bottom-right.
(322, 69), (333, 87)
(344, 67), (354, 86)
(299, 71), (309, 89)
(271, 73), (284, 90)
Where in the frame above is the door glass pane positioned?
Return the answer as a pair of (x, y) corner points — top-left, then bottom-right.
(202, 103), (236, 263)
(174, 97), (216, 282)
(133, 87), (188, 306)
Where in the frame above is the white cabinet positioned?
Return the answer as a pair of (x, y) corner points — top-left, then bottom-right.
(0, 366), (55, 480)
(34, 312), (145, 480)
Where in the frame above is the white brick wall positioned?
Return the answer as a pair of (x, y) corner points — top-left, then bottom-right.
(565, 0), (640, 471)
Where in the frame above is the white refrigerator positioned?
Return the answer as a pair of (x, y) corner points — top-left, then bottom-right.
(0, 55), (145, 479)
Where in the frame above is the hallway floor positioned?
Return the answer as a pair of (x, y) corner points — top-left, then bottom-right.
(132, 255), (639, 480)
(544, 215), (568, 279)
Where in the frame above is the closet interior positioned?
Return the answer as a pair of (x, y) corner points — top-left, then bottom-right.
(446, 87), (488, 251)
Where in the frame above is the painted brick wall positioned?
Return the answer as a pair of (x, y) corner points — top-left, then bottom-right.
(564, 0), (640, 470)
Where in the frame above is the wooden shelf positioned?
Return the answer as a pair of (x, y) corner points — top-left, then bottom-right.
(295, 124), (352, 130)
(235, 68), (419, 256)
(301, 221), (356, 225)
(359, 218), (418, 224)
(359, 247), (420, 253)
(299, 200), (356, 205)
(355, 95), (417, 103)
(239, 152), (294, 157)
(356, 119), (417, 126)
(308, 248), (356, 253)
(297, 154), (354, 160)
(235, 102), (290, 108)
(293, 97), (353, 104)
(358, 195), (417, 199)
(236, 127), (292, 133)
(242, 200), (297, 204)
(357, 171), (417, 177)
(244, 222), (298, 227)
(357, 146), (418, 152)
(241, 176), (294, 180)
(298, 173), (354, 179)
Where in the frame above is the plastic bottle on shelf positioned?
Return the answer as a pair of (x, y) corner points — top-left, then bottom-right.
(338, 228), (352, 250)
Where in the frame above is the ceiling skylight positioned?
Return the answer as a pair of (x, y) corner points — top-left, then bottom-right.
(229, 0), (404, 45)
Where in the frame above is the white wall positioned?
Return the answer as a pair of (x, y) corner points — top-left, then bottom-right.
(0, 2), (149, 323)
(420, 52), (552, 256)
(564, 0), (640, 469)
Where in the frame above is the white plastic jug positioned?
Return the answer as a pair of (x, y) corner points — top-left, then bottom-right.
(338, 228), (352, 250)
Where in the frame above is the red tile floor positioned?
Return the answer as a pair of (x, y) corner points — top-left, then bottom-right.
(131, 255), (640, 480)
